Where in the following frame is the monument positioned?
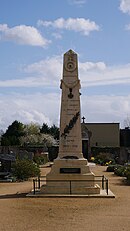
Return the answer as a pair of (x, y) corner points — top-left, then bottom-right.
(40, 49), (100, 194)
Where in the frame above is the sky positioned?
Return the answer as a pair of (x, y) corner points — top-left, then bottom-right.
(0, 0), (130, 131)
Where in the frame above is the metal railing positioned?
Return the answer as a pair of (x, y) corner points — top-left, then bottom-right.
(33, 175), (109, 195)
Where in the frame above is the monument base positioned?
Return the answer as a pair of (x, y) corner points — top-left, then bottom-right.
(40, 158), (100, 195)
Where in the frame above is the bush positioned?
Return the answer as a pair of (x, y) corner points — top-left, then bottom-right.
(91, 147), (120, 163)
(94, 153), (115, 166)
(124, 167), (130, 184)
(12, 160), (40, 180)
(106, 164), (122, 172)
(114, 166), (126, 177)
(33, 155), (48, 165)
(106, 165), (116, 172)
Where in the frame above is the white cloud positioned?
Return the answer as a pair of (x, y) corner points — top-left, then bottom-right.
(0, 24), (50, 47)
(80, 62), (130, 87)
(125, 23), (130, 30)
(0, 92), (60, 131)
(0, 56), (130, 88)
(37, 18), (100, 36)
(81, 94), (130, 127)
(0, 92), (130, 131)
(52, 32), (62, 39)
(68, 0), (86, 6)
(120, 0), (130, 14)
(0, 56), (62, 87)
(79, 61), (106, 71)
(0, 77), (42, 87)
(24, 55), (62, 84)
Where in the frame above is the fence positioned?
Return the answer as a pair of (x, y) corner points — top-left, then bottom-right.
(33, 175), (109, 195)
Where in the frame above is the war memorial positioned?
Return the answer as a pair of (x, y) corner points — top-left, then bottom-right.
(32, 49), (115, 197)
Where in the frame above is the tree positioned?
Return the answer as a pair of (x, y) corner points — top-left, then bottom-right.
(40, 123), (50, 134)
(0, 129), (4, 136)
(124, 116), (130, 128)
(1, 120), (25, 146)
(49, 124), (59, 139)
(24, 122), (40, 135)
(0, 130), (4, 145)
(40, 123), (59, 139)
(20, 133), (56, 147)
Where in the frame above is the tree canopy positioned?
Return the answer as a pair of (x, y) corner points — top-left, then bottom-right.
(1, 121), (59, 146)
(1, 120), (25, 146)
(40, 123), (59, 140)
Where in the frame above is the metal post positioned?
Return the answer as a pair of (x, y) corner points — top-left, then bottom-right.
(106, 179), (109, 195)
(33, 179), (35, 195)
(102, 175), (104, 190)
(70, 181), (72, 194)
(38, 177), (40, 189)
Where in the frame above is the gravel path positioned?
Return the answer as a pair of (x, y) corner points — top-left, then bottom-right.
(0, 165), (130, 231)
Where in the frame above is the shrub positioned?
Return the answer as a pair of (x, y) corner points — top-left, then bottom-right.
(33, 155), (48, 165)
(12, 160), (40, 180)
(106, 164), (122, 172)
(114, 166), (126, 177)
(106, 165), (116, 172)
(124, 167), (130, 184)
(94, 153), (115, 166)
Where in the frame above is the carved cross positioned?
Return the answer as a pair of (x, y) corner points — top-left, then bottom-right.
(82, 116), (86, 123)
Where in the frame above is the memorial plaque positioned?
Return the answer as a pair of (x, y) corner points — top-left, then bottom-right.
(60, 168), (81, 174)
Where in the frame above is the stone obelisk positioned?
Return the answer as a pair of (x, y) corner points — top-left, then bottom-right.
(59, 49), (83, 159)
(40, 49), (100, 194)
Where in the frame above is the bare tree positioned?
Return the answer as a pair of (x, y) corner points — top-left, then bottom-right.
(124, 115), (130, 128)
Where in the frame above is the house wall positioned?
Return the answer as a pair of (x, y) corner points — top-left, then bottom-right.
(85, 123), (120, 147)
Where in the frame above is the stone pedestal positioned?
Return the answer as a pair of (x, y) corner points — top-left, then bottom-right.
(40, 50), (100, 195)
(40, 158), (100, 194)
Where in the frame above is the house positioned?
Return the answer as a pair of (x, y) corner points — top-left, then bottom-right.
(81, 122), (120, 160)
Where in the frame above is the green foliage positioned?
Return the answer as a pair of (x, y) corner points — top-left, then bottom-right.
(114, 166), (126, 177)
(1, 121), (59, 147)
(24, 123), (40, 135)
(108, 165), (130, 184)
(12, 160), (40, 180)
(106, 164), (122, 172)
(33, 155), (48, 165)
(49, 124), (59, 139)
(125, 167), (130, 184)
(93, 153), (115, 166)
(40, 123), (50, 134)
(1, 120), (25, 146)
(40, 123), (59, 139)
(91, 147), (120, 163)
(106, 165), (116, 172)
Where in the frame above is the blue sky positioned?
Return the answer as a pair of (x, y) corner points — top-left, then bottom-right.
(0, 0), (130, 131)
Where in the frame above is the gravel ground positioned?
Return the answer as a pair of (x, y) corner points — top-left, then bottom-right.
(0, 164), (130, 231)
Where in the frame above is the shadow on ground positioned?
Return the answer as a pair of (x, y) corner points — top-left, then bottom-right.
(0, 192), (28, 199)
